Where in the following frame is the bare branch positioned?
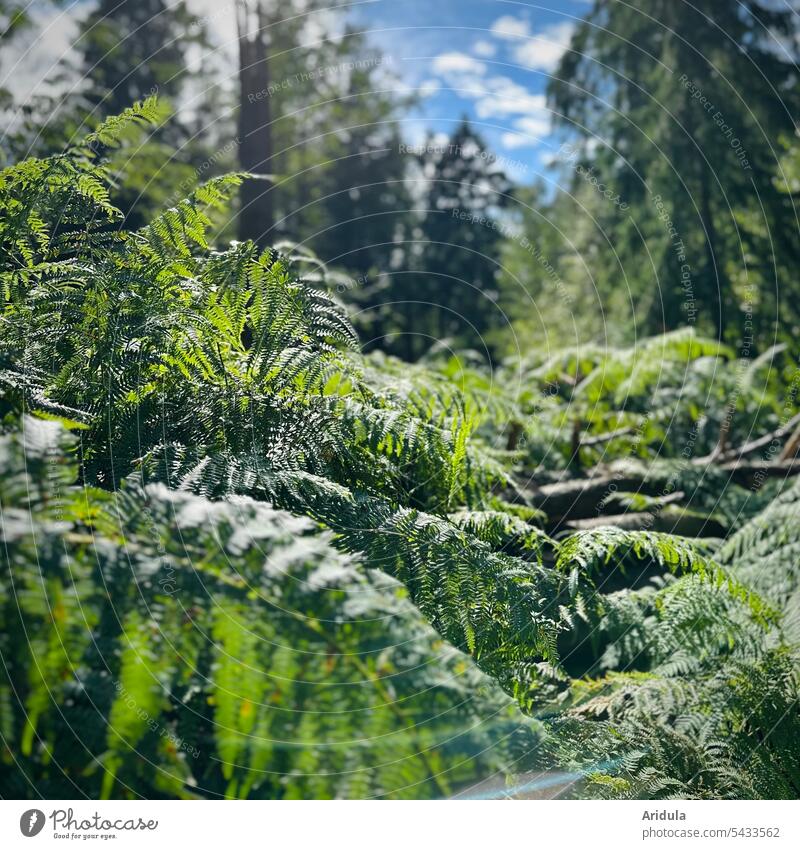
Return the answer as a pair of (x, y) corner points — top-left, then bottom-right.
(714, 411), (800, 462)
(580, 426), (634, 448)
(565, 508), (727, 537)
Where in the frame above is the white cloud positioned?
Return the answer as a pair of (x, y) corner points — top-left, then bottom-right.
(501, 115), (552, 150)
(489, 14), (575, 73)
(431, 52), (487, 75)
(512, 21), (575, 72)
(539, 150), (559, 166)
(418, 78), (441, 98)
(430, 45), (552, 132)
(491, 15), (532, 41)
(501, 132), (533, 150)
(473, 40), (497, 58)
(516, 114), (552, 138)
(473, 77), (547, 120)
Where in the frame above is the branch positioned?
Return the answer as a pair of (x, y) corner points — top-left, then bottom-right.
(579, 426), (634, 448)
(505, 420), (524, 451)
(718, 457), (800, 487)
(525, 459), (800, 528)
(712, 411), (800, 463)
(780, 419), (800, 461)
(564, 508), (727, 537)
(528, 469), (667, 523)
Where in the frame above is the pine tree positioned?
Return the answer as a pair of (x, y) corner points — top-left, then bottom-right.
(547, 0), (800, 345)
(402, 120), (513, 359)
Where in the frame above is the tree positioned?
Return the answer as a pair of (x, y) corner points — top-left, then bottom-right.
(399, 120), (513, 359)
(72, 0), (225, 229)
(78, 0), (195, 117)
(493, 184), (604, 357)
(278, 31), (412, 278)
(234, 3), (412, 263)
(235, 0), (277, 243)
(0, 1), (32, 109)
(548, 0), (800, 345)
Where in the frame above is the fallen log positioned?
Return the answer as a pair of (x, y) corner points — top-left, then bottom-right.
(524, 459), (800, 528)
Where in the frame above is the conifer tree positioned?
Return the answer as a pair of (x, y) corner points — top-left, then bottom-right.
(547, 0), (800, 344)
(404, 120), (512, 358)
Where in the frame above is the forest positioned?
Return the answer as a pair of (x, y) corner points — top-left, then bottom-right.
(1, 0), (799, 801)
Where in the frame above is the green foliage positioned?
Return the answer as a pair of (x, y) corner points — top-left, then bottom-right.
(497, 327), (799, 482)
(545, 0), (800, 345)
(0, 418), (542, 799)
(1, 110), (798, 800)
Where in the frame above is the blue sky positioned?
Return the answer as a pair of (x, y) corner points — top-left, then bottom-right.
(352, 0), (591, 180)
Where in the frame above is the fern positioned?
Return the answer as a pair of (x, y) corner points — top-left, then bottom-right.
(1, 108), (798, 801)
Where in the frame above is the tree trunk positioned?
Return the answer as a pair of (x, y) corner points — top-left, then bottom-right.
(237, 1), (274, 245)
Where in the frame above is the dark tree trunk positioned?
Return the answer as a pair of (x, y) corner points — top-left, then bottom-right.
(237, 2), (274, 246)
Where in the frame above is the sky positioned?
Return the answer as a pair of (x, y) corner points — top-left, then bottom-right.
(352, 0), (592, 179)
(0, 0), (591, 181)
